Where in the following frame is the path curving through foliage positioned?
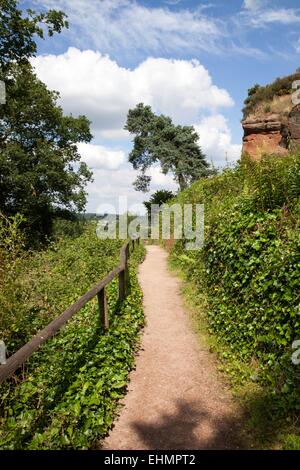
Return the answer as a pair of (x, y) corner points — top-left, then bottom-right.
(100, 245), (244, 450)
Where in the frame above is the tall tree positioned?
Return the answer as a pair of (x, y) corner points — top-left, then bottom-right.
(0, 1), (93, 242)
(125, 103), (210, 192)
(143, 190), (174, 215)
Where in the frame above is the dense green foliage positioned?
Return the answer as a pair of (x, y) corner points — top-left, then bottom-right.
(242, 70), (300, 117)
(125, 103), (209, 191)
(0, 1), (92, 243)
(0, 222), (145, 449)
(0, 221), (121, 354)
(0, 211), (25, 277)
(170, 154), (300, 421)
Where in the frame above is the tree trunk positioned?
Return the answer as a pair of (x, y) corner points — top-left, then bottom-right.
(178, 174), (187, 191)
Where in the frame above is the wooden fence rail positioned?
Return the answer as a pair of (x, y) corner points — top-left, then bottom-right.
(0, 238), (140, 385)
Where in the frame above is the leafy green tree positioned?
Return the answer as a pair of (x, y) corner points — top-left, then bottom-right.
(0, 0), (68, 70)
(143, 190), (174, 215)
(125, 103), (210, 192)
(0, 1), (93, 242)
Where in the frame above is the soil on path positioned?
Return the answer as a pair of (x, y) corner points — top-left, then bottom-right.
(100, 245), (244, 450)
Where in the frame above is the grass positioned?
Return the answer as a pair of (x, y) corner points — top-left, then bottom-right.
(246, 94), (293, 120)
(242, 71), (300, 118)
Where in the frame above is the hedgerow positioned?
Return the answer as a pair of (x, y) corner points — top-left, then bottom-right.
(170, 154), (300, 421)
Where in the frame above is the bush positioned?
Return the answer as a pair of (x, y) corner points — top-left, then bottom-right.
(170, 153), (300, 419)
(51, 217), (86, 241)
(0, 211), (25, 279)
(240, 154), (300, 211)
(0, 212), (26, 349)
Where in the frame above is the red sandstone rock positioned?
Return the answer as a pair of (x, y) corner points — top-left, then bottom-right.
(243, 132), (288, 160)
(242, 105), (300, 159)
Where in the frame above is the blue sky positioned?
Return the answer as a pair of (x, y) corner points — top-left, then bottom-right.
(21, 0), (300, 212)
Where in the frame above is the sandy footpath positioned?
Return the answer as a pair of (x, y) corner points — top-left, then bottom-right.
(100, 245), (243, 450)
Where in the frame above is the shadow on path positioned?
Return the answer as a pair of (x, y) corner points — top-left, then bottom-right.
(132, 398), (247, 450)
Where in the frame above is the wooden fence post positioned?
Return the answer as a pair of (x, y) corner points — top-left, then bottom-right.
(119, 242), (130, 301)
(119, 269), (126, 301)
(98, 288), (109, 330)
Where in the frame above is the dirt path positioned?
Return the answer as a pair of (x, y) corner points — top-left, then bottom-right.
(100, 245), (244, 450)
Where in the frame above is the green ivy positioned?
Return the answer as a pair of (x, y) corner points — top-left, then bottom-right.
(170, 154), (300, 419)
(0, 227), (146, 449)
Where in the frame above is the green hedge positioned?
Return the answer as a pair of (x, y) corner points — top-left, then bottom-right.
(171, 154), (300, 416)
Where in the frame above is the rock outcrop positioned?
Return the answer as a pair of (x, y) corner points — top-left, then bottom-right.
(242, 114), (288, 160)
(242, 105), (300, 159)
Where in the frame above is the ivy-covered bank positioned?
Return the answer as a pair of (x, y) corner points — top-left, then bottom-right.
(169, 154), (300, 448)
(0, 223), (145, 449)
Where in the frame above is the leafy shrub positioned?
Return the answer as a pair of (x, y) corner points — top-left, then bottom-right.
(240, 154), (300, 211)
(50, 217), (86, 241)
(0, 212), (26, 348)
(170, 153), (300, 419)
(0, 211), (25, 280)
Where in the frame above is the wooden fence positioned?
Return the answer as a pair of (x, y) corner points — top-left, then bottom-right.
(0, 238), (140, 385)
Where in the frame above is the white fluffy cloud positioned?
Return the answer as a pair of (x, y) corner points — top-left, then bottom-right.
(87, 165), (177, 214)
(148, 166), (177, 190)
(32, 47), (233, 138)
(194, 115), (242, 167)
(32, 48), (240, 210)
(77, 143), (125, 170)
